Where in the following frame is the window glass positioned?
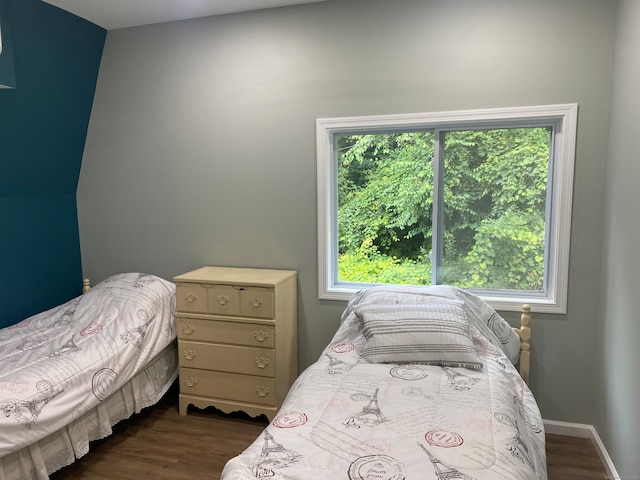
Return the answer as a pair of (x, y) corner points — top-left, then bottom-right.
(439, 127), (551, 292)
(337, 131), (435, 286)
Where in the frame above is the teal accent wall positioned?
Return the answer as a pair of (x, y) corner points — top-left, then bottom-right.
(0, 0), (105, 328)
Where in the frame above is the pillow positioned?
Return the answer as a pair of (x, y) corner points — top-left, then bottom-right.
(487, 312), (521, 364)
(357, 285), (459, 307)
(454, 288), (521, 364)
(357, 301), (483, 370)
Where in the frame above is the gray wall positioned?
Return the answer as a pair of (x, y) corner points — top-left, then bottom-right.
(596, 0), (640, 476)
(78, 0), (617, 425)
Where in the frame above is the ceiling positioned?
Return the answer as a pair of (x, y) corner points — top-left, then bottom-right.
(42, 0), (327, 30)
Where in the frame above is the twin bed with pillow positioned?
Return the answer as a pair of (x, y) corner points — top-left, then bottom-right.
(221, 285), (546, 480)
(0, 273), (177, 480)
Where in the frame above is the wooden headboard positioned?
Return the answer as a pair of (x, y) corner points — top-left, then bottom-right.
(512, 304), (532, 385)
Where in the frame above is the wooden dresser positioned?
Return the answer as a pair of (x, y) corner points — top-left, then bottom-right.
(174, 266), (297, 420)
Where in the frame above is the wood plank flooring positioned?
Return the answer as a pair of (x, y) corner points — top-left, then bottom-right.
(546, 434), (609, 480)
(50, 387), (609, 479)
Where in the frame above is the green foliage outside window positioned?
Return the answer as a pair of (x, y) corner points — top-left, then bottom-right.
(337, 127), (550, 292)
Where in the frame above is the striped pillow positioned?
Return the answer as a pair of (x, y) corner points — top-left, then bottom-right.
(357, 301), (482, 369)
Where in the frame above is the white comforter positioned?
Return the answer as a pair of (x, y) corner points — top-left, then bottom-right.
(0, 273), (176, 458)
(222, 286), (547, 480)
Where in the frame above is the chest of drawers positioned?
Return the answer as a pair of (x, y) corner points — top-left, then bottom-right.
(174, 266), (297, 420)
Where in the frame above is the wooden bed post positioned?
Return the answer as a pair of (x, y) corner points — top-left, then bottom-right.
(518, 304), (531, 385)
(82, 278), (91, 293)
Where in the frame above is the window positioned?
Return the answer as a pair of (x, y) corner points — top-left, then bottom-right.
(317, 104), (577, 313)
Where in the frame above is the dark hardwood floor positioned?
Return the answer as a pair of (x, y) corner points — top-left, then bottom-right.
(546, 434), (609, 480)
(50, 387), (268, 480)
(50, 387), (609, 479)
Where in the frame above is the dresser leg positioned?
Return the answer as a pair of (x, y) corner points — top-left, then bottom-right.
(179, 396), (188, 415)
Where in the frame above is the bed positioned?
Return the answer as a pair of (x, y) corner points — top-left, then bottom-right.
(221, 284), (546, 480)
(0, 272), (178, 480)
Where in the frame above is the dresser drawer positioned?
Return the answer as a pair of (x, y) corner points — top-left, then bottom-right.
(206, 284), (241, 316)
(175, 283), (209, 314)
(180, 367), (276, 406)
(239, 287), (274, 319)
(179, 340), (275, 377)
(177, 317), (275, 347)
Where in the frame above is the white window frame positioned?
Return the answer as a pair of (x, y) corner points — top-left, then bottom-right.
(316, 104), (578, 313)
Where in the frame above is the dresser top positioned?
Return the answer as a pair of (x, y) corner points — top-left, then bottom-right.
(174, 266), (296, 286)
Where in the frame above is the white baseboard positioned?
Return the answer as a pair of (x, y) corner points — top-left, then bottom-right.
(543, 419), (620, 479)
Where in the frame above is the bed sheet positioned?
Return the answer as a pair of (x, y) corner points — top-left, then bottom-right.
(222, 286), (546, 480)
(0, 273), (177, 460)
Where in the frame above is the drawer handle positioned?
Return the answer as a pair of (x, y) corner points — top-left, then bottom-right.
(256, 386), (270, 397)
(255, 357), (270, 369)
(217, 295), (230, 305)
(183, 349), (197, 361)
(185, 293), (197, 304)
(184, 377), (198, 388)
(254, 330), (269, 342)
(182, 324), (196, 335)
(250, 297), (263, 308)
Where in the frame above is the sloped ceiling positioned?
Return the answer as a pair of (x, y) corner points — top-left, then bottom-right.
(41, 0), (327, 29)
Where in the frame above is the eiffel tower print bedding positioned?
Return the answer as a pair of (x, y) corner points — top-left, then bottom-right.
(0, 273), (177, 468)
(222, 285), (547, 480)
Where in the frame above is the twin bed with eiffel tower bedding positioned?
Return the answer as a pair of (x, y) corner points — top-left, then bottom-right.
(0, 273), (178, 480)
(221, 285), (547, 480)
